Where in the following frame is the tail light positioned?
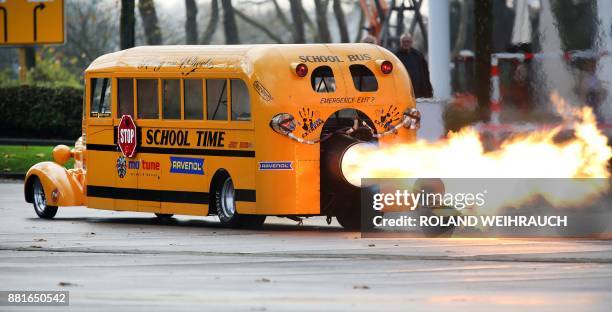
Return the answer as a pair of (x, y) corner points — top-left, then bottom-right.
(292, 63), (309, 77)
(380, 61), (393, 74)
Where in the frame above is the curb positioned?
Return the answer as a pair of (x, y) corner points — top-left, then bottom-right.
(0, 138), (73, 146)
(0, 173), (25, 180)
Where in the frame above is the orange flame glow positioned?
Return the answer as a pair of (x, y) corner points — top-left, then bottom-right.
(341, 93), (611, 210)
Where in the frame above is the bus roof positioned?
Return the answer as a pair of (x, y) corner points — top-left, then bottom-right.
(86, 44), (389, 74)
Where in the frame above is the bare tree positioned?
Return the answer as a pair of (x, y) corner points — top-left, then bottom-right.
(289, 0), (305, 43)
(120, 0), (135, 49)
(353, 2), (365, 42)
(65, 2), (118, 68)
(235, 10), (283, 43)
(221, 0), (240, 44)
(332, 0), (349, 43)
(185, 0), (198, 44)
(138, 0), (162, 45)
(314, 0), (331, 43)
(452, 0), (470, 58)
(300, 4), (317, 41)
(201, 0), (219, 44)
(272, 0), (291, 29)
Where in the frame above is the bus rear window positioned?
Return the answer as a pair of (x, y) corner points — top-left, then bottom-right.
(162, 79), (180, 119)
(137, 79), (159, 119)
(349, 64), (378, 92)
(230, 79), (251, 121)
(90, 78), (111, 117)
(117, 78), (134, 117)
(207, 79), (228, 121)
(311, 66), (336, 93)
(184, 79), (203, 120)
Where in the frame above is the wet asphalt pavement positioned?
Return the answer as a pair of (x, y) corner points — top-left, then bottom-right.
(1, 181), (611, 311)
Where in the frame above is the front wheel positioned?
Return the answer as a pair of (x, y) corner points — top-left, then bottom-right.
(214, 173), (265, 228)
(31, 177), (58, 219)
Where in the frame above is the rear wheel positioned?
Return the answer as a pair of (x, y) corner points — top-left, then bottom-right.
(214, 173), (265, 228)
(336, 209), (361, 230)
(154, 213), (174, 219)
(31, 177), (58, 219)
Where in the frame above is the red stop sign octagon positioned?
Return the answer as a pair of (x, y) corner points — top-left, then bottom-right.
(118, 115), (137, 158)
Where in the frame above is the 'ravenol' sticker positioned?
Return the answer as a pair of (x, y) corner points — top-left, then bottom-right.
(170, 156), (204, 175)
(259, 162), (293, 170)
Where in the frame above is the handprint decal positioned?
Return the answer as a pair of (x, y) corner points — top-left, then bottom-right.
(299, 107), (314, 131)
(375, 106), (400, 130)
(297, 107), (324, 138)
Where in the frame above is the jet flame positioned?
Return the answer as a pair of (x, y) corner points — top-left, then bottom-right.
(341, 93), (611, 210)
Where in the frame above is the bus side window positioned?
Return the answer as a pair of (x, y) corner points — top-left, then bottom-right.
(184, 79), (204, 120)
(206, 79), (228, 121)
(311, 66), (336, 93)
(230, 79), (251, 121)
(137, 79), (159, 119)
(349, 64), (378, 92)
(90, 78), (111, 117)
(118, 78), (134, 117)
(162, 79), (180, 119)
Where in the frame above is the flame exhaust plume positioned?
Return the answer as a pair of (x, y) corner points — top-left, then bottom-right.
(341, 93), (611, 209)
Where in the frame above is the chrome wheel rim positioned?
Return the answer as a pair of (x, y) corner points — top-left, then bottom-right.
(220, 178), (236, 219)
(33, 180), (47, 214)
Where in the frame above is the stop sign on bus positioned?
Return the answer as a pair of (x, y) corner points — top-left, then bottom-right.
(118, 115), (137, 158)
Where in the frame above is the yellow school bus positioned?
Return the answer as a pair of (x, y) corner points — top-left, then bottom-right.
(24, 44), (420, 229)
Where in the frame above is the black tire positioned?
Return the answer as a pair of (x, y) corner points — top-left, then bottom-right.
(336, 199), (380, 231)
(31, 177), (58, 219)
(154, 213), (174, 219)
(336, 210), (361, 230)
(213, 172), (265, 229)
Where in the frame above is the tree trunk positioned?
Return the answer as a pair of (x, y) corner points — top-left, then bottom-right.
(272, 0), (290, 29)
(24, 47), (36, 69)
(452, 0), (470, 58)
(300, 4), (317, 42)
(120, 0), (135, 49)
(354, 2), (365, 42)
(221, 0), (239, 44)
(314, 0), (331, 43)
(138, 0), (162, 45)
(289, 0), (305, 43)
(185, 0), (198, 44)
(201, 0), (219, 44)
(474, 0), (492, 122)
(332, 0), (349, 43)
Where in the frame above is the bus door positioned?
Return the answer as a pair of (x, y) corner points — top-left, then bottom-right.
(86, 76), (119, 210)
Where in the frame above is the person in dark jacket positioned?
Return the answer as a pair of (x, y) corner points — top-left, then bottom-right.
(394, 33), (433, 98)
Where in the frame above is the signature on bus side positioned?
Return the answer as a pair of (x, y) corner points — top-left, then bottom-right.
(137, 56), (214, 75)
